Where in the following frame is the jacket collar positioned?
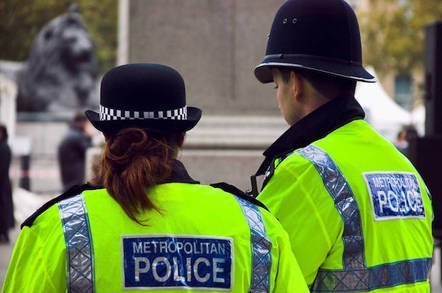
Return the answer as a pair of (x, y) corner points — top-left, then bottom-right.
(256, 96), (365, 175)
(165, 159), (199, 184)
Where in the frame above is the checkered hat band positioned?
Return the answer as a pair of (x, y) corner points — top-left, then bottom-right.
(99, 105), (188, 121)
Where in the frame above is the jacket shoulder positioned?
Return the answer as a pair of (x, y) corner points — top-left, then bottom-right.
(210, 182), (268, 211)
(21, 183), (101, 229)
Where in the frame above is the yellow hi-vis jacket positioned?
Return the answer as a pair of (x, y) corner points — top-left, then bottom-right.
(258, 118), (433, 292)
(3, 181), (308, 292)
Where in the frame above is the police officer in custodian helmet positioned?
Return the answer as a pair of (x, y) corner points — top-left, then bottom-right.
(252, 0), (433, 291)
(3, 64), (308, 292)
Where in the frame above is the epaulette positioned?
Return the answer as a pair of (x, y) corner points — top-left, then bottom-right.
(21, 183), (102, 229)
(210, 182), (269, 211)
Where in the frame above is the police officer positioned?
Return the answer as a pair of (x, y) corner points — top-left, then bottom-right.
(252, 0), (433, 291)
(57, 112), (93, 192)
(3, 63), (308, 292)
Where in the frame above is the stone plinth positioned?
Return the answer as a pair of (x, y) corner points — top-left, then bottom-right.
(182, 115), (286, 189)
(126, 0), (283, 115)
(179, 149), (262, 190)
(185, 115), (286, 149)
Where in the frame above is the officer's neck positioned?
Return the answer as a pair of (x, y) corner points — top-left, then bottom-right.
(291, 91), (331, 127)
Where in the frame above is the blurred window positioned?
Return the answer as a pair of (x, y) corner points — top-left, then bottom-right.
(394, 74), (412, 110)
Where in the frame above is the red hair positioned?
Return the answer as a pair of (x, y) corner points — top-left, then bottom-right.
(93, 128), (182, 224)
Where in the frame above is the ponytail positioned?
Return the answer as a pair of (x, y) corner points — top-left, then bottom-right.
(93, 128), (181, 224)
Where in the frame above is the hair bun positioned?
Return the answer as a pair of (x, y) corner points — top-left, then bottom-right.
(106, 128), (170, 167)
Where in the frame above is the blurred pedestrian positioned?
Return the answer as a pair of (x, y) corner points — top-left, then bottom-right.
(395, 128), (409, 154)
(405, 124), (419, 142)
(0, 124), (14, 244)
(251, 0), (433, 291)
(3, 63), (308, 292)
(395, 125), (419, 156)
(57, 112), (93, 191)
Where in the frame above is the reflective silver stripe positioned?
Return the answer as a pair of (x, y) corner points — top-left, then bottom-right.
(236, 197), (272, 293)
(58, 194), (94, 293)
(314, 258), (432, 291)
(298, 145), (365, 270)
(297, 145), (431, 291)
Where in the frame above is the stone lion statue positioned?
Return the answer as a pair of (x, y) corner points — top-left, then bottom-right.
(17, 4), (98, 112)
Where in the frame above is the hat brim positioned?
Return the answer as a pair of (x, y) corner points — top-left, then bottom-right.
(254, 55), (376, 84)
(85, 107), (202, 134)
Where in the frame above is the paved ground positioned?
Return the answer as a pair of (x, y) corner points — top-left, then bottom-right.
(1, 189), (441, 291)
(0, 228), (18, 285)
(0, 188), (52, 285)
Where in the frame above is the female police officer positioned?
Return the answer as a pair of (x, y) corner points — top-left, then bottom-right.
(2, 63), (308, 292)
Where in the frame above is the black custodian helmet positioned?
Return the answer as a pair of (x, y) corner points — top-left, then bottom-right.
(255, 0), (376, 83)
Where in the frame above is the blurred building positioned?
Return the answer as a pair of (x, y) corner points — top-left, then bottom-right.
(354, 0), (426, 112)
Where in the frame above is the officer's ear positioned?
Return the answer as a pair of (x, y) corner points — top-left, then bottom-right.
(177, 132), (185, 148)
(290, 70), (304, 102)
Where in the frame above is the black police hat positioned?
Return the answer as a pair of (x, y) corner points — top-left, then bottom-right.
(255, 0), (375, 83)
(85, 63), (202, 134)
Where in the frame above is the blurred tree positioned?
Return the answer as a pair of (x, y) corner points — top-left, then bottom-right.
(0, 0), (117, 74)
(358, 0), (442, 76)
